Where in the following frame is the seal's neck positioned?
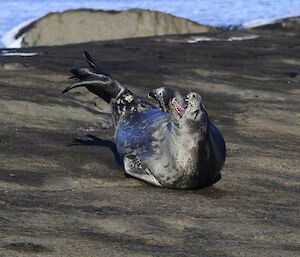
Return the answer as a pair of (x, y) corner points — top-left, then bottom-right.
(170, 125), (208, 173)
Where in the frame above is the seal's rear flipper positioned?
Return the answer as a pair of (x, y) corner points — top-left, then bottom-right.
(82, 51), (112, 77)
(83, 51), (100, 72)
(62, 51), (125, 103)
(63, 51), (154, 125)
(124, 154), (162, 187)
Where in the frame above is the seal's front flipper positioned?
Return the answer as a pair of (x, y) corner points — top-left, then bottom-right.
(124, 154), (162, 187)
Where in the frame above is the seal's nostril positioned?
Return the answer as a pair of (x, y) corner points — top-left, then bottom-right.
(148, 91), (156, 98)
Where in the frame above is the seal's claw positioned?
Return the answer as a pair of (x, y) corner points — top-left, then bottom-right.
(126, 154), (142, 169)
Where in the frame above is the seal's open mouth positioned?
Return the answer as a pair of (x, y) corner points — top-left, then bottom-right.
(171, 98), (187, 117)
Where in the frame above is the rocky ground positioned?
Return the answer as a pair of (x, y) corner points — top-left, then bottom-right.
(0, 28), (299, 256)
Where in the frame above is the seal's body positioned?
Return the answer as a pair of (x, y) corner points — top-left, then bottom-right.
(63, 51), (226, 189)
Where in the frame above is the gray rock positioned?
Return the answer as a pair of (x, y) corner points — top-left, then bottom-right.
(18, 9), (218, 47)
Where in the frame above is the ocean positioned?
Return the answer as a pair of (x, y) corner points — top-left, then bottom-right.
(1, 0), (300, 48)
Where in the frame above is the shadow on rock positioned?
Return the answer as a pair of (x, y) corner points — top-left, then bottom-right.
(68, 134), (123, 166)
(3, 242), (51, 253)
(195, 186), (233, 199)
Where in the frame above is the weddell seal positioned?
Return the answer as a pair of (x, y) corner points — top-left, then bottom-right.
(63, 51), (226, 189)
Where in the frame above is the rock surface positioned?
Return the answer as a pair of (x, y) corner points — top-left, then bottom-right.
(0, 29), (299, 256)
(18, 9), (217, 47)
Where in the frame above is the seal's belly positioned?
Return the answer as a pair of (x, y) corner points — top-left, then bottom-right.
(116, 109), (169, 157)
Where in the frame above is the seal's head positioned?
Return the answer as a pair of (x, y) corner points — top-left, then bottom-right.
(167, 92), (220, 189)
(148, 87), (185, 112)
(170, 92), (209, 135)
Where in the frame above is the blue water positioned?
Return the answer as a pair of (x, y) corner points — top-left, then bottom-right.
(1, 0), (300, 47)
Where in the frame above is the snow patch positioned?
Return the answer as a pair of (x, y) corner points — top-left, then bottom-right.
(0, 50), (38, 57)
(187, 36), (219, 43)
(227, 35), (259, 41)
(187, 35), (259, 43)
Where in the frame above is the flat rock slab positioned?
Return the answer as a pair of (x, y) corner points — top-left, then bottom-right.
(0, 30), (299, 257)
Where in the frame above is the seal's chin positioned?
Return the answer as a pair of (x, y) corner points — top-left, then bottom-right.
(171, 98), (187, 117)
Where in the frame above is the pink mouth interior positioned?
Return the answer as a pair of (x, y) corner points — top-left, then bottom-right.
(171, 98), (186, 117)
